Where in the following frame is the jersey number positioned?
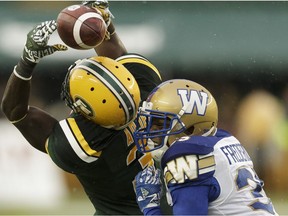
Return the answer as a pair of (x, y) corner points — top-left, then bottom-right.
(124, 124), (153, 168)
(236, 167), (275, 214)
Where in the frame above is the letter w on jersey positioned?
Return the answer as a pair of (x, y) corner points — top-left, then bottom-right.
(164, 154), (215, 184)
(177, 89), (208, 115)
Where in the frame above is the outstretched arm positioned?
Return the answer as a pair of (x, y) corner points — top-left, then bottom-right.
(83, 0), (128, 58)
(1, 20), (67, 153)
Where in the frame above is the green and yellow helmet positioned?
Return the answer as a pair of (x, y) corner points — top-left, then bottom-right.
(61, 56), (141, 130)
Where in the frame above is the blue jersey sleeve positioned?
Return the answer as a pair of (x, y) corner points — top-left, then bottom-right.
(160, 133), (225, 215)
(161, 135), (218, 168)
(171, 185), (209, 215)
(169, 177), (220, 215)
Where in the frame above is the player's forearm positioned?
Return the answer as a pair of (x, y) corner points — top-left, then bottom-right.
(1, 67), (31, 122)
(94, 23), (127, 59)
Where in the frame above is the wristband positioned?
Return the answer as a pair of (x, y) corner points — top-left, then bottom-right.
(15, 58), (36, 80)
(10, 113), (28, 124)
(110, 30), (116, 36)
(107, 24), (115, 35)
(13, 66), (31, 81)
(105, 23), (116, 40)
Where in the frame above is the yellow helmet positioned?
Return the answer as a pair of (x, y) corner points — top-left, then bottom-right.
(134, 79), (218, 153)
(116, 54), (162, 100)
(61, 56), (141, 130)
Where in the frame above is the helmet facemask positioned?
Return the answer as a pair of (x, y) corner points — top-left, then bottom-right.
(134, 101), (186, 154)
(61, 60), (79, 113)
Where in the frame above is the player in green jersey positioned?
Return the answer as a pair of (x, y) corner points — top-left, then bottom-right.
(1, 1), (164, 215)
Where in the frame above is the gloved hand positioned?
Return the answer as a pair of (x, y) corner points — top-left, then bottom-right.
(23, 20), (67, 64)
(135, 165), (162, 212)
(15, 20), (67, 80)
(82, 0), (114, 40)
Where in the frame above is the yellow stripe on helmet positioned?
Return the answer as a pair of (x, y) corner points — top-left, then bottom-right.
(117, 54), (162, 81)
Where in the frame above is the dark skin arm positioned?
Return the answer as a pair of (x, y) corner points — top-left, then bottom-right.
(1, 74), (57, 153)
(94, 23), (127, 59)
(1, 21), (127, 154)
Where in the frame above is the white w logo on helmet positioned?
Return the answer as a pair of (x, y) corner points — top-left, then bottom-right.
(177, 89), (208, 115)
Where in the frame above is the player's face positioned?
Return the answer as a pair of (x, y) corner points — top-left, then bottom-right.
(151, 117), (170, 130)
(149, 117), (171, 145)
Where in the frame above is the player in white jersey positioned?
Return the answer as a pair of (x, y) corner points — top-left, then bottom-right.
(133, 79), (278, 215)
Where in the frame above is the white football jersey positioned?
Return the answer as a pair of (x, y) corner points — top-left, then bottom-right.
(209, 134), (277, 215)
(162, 129), (278, 216)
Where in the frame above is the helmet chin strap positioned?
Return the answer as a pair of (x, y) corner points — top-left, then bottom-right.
(202, 126), (217, 137)
(149, 139), (169, 162)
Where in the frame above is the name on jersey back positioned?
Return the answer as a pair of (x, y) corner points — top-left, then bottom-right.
(220, 143), (251, 165)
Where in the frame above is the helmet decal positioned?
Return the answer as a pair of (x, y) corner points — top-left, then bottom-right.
(76, 58), (136, 124)
(177, 89), (208, 116)
(74, 97), (94, 117)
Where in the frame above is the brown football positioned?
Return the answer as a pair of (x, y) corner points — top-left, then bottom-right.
(57, 4), (106, 50)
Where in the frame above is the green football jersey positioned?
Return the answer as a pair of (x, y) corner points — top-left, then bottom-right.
(46, 54), (164, 215)
(47, 114), (152, 214)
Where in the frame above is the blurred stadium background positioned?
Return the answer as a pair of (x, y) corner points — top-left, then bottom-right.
(0, 1), (288, 215)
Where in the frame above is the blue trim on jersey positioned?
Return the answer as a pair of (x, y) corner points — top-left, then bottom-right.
(215, 128), (231, 138)
(161, 129), (231, 168)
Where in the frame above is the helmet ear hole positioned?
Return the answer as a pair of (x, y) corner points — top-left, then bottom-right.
(90, 87), (94, 91)
(102, 99), (106, 104)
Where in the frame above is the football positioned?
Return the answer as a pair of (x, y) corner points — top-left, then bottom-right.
(56, 4), (107, 50)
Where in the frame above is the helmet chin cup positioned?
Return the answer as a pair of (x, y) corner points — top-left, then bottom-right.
(147, 138), (169, 162)
(151, 143), (168, 162)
